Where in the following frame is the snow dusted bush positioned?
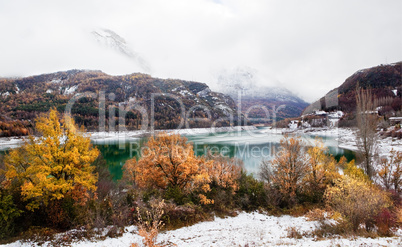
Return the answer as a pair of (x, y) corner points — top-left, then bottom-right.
(325, 176), (391, 232)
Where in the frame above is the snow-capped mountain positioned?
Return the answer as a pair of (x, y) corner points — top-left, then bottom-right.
(91, 28), (151, 73)
(216, 66), (307, 103)
(215, 67), (309, 121)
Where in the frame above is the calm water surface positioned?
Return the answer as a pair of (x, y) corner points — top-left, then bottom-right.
(93, 128), (355, 180)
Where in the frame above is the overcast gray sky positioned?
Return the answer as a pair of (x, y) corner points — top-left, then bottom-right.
(0, 0), (401, 102)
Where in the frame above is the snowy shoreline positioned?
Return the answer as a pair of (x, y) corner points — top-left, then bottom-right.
(2, 127), (401, 156)
(0, 126), (257, 151)
(2, 212), (401, 247)
(290, 127), (402, 157)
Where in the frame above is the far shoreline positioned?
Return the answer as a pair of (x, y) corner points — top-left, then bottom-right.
(0, 126), (257, 151)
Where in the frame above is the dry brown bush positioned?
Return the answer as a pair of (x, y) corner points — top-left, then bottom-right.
(131, 199), (170, 247)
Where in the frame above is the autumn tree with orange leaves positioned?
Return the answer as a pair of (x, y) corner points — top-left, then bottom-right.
(3, 108), (99, 213)
(124, 133), (215, 204)
(204, 151), (242, 192)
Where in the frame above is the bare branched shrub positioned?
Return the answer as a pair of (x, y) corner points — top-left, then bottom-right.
(131, 199), (167, 247)
(286, 226), (303, 239)
(259, 159), (273, 183)
(270, 136), (308, 206)
(377, 149), (402, 194)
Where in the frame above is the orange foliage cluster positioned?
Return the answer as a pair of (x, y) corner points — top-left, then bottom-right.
(0, 120), (30, 137)
(124, 133), (242, 205)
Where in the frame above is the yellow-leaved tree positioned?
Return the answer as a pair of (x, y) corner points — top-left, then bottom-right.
(3, 108), (99, 211)
(303, 139), (342, 202)
(124, 133), (214, 204)
(325, 176), (390, 231)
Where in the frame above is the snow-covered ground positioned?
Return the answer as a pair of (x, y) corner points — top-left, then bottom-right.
(3, 212), (401, 247)
(0, 136), (26, 151)
(298, 127), (402, 157)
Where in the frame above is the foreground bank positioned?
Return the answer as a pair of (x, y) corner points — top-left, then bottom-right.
(2, 212), (401, 247)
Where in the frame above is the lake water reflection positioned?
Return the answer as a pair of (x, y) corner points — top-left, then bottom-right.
(93, 128), (355, 180)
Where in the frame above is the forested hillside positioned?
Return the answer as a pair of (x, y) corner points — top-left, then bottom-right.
(0, 70), (240, 136)
(304, 62), (402, 116)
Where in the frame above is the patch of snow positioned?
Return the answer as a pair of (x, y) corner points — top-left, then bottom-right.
(367, 110), (378, 114)
(51, 79), (62, 84)
(196, 88), (211, 97)
(64, 85), (78, 95)
(178, 89), (191, 97)
(1, 91), (10, 98)
(15, 85), (20, 94)
(302, 121), (311, 128)
(288, 120), (298, 129)
(314, 110), (327, 115)
(0, 136), (27, 151)
(328, 111), (343, 119)
(389, 117), (402, 121)
(46, 89), (53, 93)
(215, 104), (232, 115)
(392, 89), (397, 96)
(329, 118), (339, 128)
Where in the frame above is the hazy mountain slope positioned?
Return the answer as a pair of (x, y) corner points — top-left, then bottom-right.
(91, 28), (151, 73)
(216, 67), (309, 123)
(0, 70), (240, 137)
(303, 62), (402, 115)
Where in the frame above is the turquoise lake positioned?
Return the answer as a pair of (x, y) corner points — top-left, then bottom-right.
(92, 128), (355, 180)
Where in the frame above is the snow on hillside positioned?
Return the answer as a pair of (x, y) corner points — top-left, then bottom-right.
(3, 212), (401, 247)
(63, 85), (78, 95)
